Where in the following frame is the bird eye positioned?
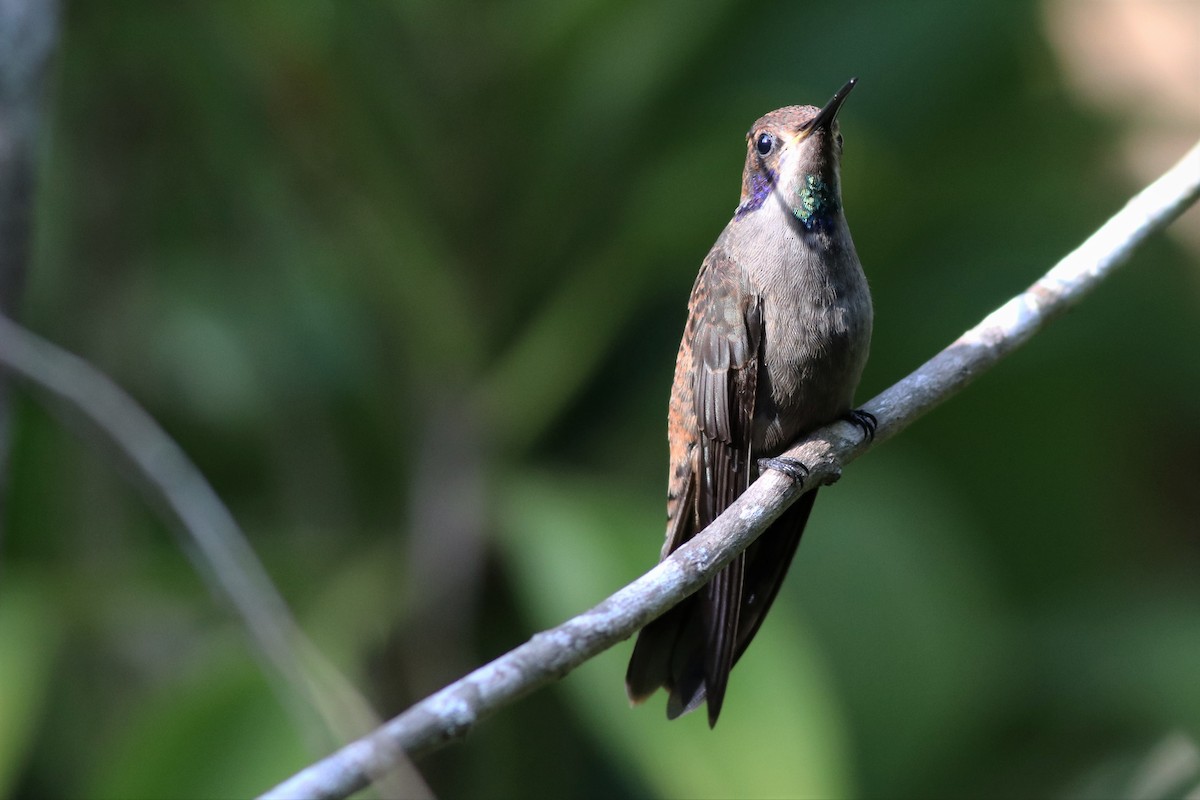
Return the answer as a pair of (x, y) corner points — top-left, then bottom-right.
(755, 132), (775, 157)
(836, 133), (844, 149)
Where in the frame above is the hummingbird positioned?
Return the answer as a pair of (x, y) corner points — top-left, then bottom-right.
(625, 79), (874, 727)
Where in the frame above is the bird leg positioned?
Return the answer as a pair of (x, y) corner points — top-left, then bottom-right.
(842, 409), (877, 442)
(757, 456), (809, 484)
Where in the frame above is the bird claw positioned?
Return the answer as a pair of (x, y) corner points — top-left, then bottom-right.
(842, 409), (877, 442)
(757, 456), (809, 484)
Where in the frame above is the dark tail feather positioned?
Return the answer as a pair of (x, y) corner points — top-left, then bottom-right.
(699, 552), (744, 726)
(627, 595), (709, 717)
(626, 603), (685, 704)
(625, 489), (819, 725)
(734, 489), (818, 664)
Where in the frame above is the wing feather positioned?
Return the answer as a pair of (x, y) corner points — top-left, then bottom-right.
(626, 251), (769, 726)
(692, 271), (762, 725)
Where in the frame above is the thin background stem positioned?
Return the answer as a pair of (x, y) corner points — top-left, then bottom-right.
(0, 317), (433, 800)
(0, 0), (58, 551)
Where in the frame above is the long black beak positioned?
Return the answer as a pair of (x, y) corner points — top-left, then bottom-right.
(803, 77), (857, 132)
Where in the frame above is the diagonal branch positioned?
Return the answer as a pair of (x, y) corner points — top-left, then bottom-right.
(259, 140), (1200, 800)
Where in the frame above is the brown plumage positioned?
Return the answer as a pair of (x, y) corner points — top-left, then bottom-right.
(626, 80), (873, 726)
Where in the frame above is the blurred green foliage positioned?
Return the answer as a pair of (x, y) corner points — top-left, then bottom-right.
(3, 0), (1199, 797)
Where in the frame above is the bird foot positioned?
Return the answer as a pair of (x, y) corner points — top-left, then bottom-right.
(757, 456), (809, 485)
(842, 409), (877, 442)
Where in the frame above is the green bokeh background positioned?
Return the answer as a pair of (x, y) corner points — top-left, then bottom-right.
(4, 1), (1199, 797)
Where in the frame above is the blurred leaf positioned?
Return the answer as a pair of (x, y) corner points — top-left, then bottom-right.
(1033, 588), (1200, 730)
(0, 573), (62, 799)
(86, 638), (307, 800)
